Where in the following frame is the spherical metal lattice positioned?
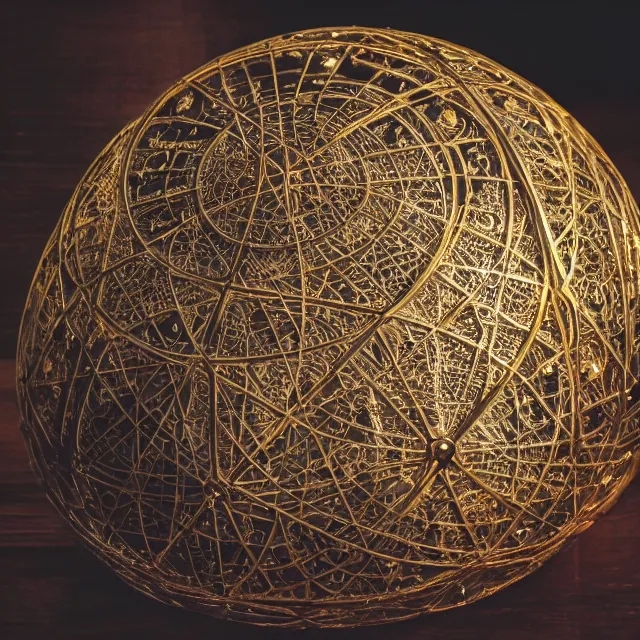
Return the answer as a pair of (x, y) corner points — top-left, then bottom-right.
(17, 27), (640, 627)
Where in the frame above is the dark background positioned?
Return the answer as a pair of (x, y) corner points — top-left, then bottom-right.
(1, 1), (639, 638)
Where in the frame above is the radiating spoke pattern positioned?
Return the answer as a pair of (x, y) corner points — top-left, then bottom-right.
(17, 27), (640, 628)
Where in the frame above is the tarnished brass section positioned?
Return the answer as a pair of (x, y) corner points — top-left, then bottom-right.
(17, 27), (640, 628)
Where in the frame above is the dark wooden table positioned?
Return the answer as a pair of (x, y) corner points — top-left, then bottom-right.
(2, 1), (640, 637)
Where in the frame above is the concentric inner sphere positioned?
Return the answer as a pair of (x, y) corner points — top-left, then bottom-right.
(17, 27), (640, 628)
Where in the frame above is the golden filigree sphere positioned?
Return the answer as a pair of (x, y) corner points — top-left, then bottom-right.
(17, 27), (640, 627)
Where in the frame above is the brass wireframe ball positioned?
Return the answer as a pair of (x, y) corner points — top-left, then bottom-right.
(17, 27), (640, 627)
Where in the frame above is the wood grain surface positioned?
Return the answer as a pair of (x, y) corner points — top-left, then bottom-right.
(2, 1), (639, 637)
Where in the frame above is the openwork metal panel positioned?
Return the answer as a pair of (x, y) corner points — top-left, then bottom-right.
(17, 27), (640, 627)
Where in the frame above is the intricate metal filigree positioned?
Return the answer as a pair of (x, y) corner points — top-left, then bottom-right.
(17, 27), (640, 627)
